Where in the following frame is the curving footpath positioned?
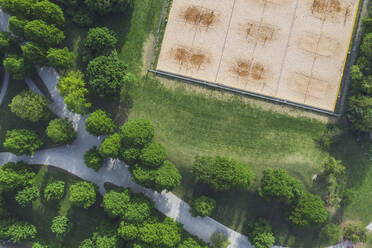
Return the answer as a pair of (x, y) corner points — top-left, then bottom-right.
(0, 9), (356, 248)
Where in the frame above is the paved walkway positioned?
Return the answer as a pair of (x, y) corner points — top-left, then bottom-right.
(0, 72), (9, 105)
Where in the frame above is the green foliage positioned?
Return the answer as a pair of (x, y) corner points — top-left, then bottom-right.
(258, 169), (304, 204)
(120, 119), (154, 148)
(44, 180), (65, 201)
(343, 223), (367, 243)
(83, 27), (117, 60)
(46, 47), (75, 71)
(94, 234), (119, 248)
(79, 239), (94, 248)
(15, 185), (40, 207)
(192, 156), (254, 191)
(3, 129), (43, 155)
(46, 118), (77, 144)
(32, 242), (49, 248)
(4, 56), (34, 80)
(8, 16), (27, 39)
(319, 223), (341, 246)
(209, 231), (230, 248)
(322, 157), (345, 176)
(288, 192), (328, 227)
(69, 181), (96, 209)
(102, 188), (130, 218)
(84, 146), (104, 171)
(347, 95), (372, 132)
(0, 162), (35, 190)
(86, 55), (127, 97)
(178, 237), (206, 248)
(24, 20), (65, 48)
(117, 221), (138, 241)
(131, 165), (153, 189)
(84, 0), (133, 15)
(99, 133), (122, 159)
(190, 196), (216, 217)
(33, 0), (65, 28)
(247, 219), (275, 248)
(121, 147), (141, 166)
(22, 42), (48, 66)
(85, 110), (116, 136)
(51, 215), (71, 237)
(0, 32), (13, 54)
(122, 194), (153, 224)
(140, 142), (166, 168)
(138, 218), (182, 248)
(57, 70), (91, 114)
(0, 0), (36, 18)
(6, 221), (37, 242)
(361, 32), (372, 59)
(9, 90), (51, 122)
(154, 161), (181, 192)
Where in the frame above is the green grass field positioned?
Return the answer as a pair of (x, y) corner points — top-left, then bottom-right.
(2, 165), (112, 247)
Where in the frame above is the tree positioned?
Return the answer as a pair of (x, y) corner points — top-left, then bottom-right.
(22, 42), (48, 66)
(343, 223), (367, 243)
(102, 188), (130, 218)
(122, 194), (154, 224)
(253, 233), (276, 248)
(86, 55), (127, 97)
(99, 133), (122, 159)
(3, 129), (43, 155)
(0, 32), (13, 54)
(192, 156), (254, 191)
(360, 32), (372, 59)
(84, 0), (132, 15)
(258, 169), (304, 204)
(44, 180), (65, 201)
(95, 235), (119, 248)
(84, 27), (117, 59)
(117, 221), (138, 241)
(24, 20), (65, 48)
(0, 0), (36, 18)
(6, 222), (37, 242)
(15, 185), (39, 207)
(178, 237), (206, 248)
(120, 119), (154, 148)
(247, 219), (275, 248)
(140, 142), (166, 168)
(85, 110), (116, 136)
(51, 216), (71, 237)
(322, 157), (345, 176)
(190, 196), (216, 217)
(347, 95), (372, 132)
(0, 162), (35, 190)
(288, 193), (328, 227)
(46, 118), (77, 144)
(8, 16), (27, 39)
(9, 90), (51, 122)
(32, 242), (48, 248)
(46, 47), (75, 71)
(319, 223), (341, 246)
(120, 147), (141, 166)
(57, 70), (91, 114)
(84, 146), (104, 171)
(69, 181), (96, 208)
(3, 56), (34, 80)
(209, 231), (230, 248)
(154, 161), (182, 192)
(33, 0), (65, 28)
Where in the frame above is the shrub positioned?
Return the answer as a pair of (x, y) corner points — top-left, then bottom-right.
(140, 142), (166, 168)
(32, 242), (48, 248)
(84, 146), (104, 171)
(120, 147), (141, 166)
(192, 156), (254, 191)
(24, 20), (65, 48)
(44, 180), (65, 201)
(9, 90), (51, 122)
(247, 219), (275, 248)
(154, 161), (182, 192)
(209, 231), (230, 248)
(46, 47), (75, 71)
(117, 221), (138, 241)
(319, 223), (341, 246)
(190, 196), (216, 217)
(46, 118), (77, 144)
(0, 162), (35, 190)
(51, 216), (71, 237)
(3, 129), (43, 156)
(122, 194), (154, 224)
(343, 223), (367, 243)
(4, 56), (34, 80)
(83, 27), (117, 59)
(102, 188), (130, 218)
(33, 0), (65, 28)
(21, 42), (48, 66)
(99, 133), (122, 159)
(69, 181), (96, 208)
(6, 222), (37, 242)
(120, 119), (154, 148)
(15, 186), (39, 207)
(8, 16), (27, 39)
(85, 110), (116, 136)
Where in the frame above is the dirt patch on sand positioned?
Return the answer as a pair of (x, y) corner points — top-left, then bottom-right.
(243, 21), (278, 44)
(291, 73), (329, 99)
(181, 6), (217, 29)
(170, 47), (210, 70)
(298, 32), (340, 57)
(231, 60), (266, 81)
(311, 0), (352, 22)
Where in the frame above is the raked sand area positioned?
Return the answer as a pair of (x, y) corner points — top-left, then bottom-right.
(157, 0), (359, 111)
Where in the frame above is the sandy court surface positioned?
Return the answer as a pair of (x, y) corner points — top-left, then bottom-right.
(157, 0), (359, 111)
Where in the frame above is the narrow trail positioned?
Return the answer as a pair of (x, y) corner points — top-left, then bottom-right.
(0, 72), (9, 105)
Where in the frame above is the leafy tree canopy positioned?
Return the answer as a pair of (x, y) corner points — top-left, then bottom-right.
(190, 195), (216, 217)
(85, 110), (116, 136)
(15, 185), (40, 207)
(140, 142), (166, 168)
(69, 181), (96, 209)
(84, 146), (104, 172)
(24, 20), (65, 48)
(46, 118), (76, 144)
(4, 56), (34, 80)
(22, 42), (48, 66)
(3, 129), (43, 156)
(46, 47), (75, 71)
(33, 0), (65, 27)
(51, 215), (71, 237)
(99, 133), (122, 159)
(102, 188), (130, 218)
(120, 119), (154, 148)
(44, 180), (65, 201)
(84, 27), (117, 59)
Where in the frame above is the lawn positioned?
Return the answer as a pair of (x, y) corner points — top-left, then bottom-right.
(0, 78), (52, 152)
(2, 165), (112, 247)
